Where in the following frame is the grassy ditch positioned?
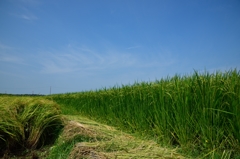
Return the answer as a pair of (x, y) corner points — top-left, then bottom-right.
(0, 97), (63, 158)
(49, 69), (240, 158)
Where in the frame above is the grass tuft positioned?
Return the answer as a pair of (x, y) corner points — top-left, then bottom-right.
(0, 97), (63, 157)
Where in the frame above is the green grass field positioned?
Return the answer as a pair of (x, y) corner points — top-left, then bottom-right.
(1, 69), (240, 158)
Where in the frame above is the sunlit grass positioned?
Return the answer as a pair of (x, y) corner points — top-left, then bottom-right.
(48, 115), (185, 159)
(0, 97), (63, 157)
(49, 69), (240, 158)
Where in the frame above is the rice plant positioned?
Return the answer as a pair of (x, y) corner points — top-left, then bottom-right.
(0, 97), (63, 157)
(49, 69), (240, 158)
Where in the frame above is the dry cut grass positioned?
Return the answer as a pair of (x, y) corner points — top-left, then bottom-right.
(49, 115), (187, 159)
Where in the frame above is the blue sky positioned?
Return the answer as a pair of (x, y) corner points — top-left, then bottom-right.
(0, 0), (240, 94)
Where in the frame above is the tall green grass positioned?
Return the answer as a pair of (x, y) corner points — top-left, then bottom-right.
(49, 69), (240, 158)
(0, 97), (63, 157)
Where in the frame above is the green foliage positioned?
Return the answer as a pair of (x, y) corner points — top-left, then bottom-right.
(49, 69), (240, 158)
(47, 136), (86, 159)
(0, 97), (63, 156)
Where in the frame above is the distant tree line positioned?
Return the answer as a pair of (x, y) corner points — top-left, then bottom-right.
(0, 93), (45, 96)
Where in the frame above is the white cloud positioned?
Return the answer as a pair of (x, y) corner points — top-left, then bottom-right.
(0, 43), (13, 50)
(39, 46), (137, 74)
(37, 44), (177, 76)
(0, 43), (24, 64)
(0, 54), (23, 63)
(8, 0), (39, 21)
(19, 14), (38, 20)
(126, 45), (141, 50)
(20, 0), (41, 5)
(11, 11), (38, 20)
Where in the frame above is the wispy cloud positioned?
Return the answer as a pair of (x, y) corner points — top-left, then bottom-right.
(39, 46), (137, 74)
(9, 0), (39, 21)
(0, 54), (24, 64)
(11, 11), (38, 21)
(0, 43), (24, 64)
(0, 43), (14, 50)
(20, 0), (41, 6)
(19, 14), (38, 20)
(126, 45), (141, 50)
(38, 44), (177, 77)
